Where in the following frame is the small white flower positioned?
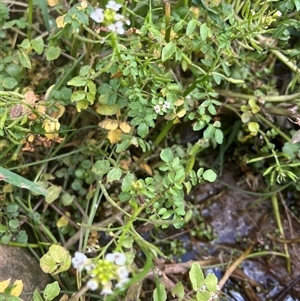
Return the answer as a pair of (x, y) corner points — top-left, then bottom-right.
(87, 279), (99, 290)
(114, 14), (130, 25)
(72, 252), (88, 271)
(162, 101), (170, 110)
(154, 104), (161, 113)
(90, 8), (104, 23)
(106, 0), (122, 11)
(85, 263), (95, 272)
(116, 266), (129, 279)
(105, 252), (126, 265)
(274, 10), (282, 17)
(115, 277), (130, 289)
(100, 281), (113, 295)
(108, 21), (125, 34)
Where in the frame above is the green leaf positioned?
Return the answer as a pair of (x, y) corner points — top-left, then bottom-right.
(160, 148), (174, 163)
(205, 273), (218, 292)
(31, 37), (44, 54)
(203, 124), (215, 139)
(92, 160), (110, 177)
(107, 167), (122, 183)
(2, 234), (11, 244)
(196, 290), (211, 301)
(118, 191), (131, 202)
(43, 281), (60, 301)
(294, 0), (300, 11)
(61, 193), (75, 206)
(9, 219), (19, 229)
(18, 49), (31, 69)
(248, 121), (259, 136)
(153, 283), (167, 301)
(40, 245), (71, 275)
(75, 99), (89, 111)
(207, 104), (217, 115)
(49, 245), (71, 274)
(32, 289), (43, 301)
(19, 38), (31, 49)
(39, 254), (57, 274)
(214, 128), (223, 144)
(87, 79), (96, 95)
(186, 19), (197, 35)
(70, 90), (86, 102)
(189, 262), (204, 291)
(203, 169), (217, 182)
(162, 42), (176, 62)
(122, 173), (135, 191)
(45, 185), (62, 203)
(171, 281), (184, 300)
(0, 224), (8, 233)
(200, 23), (209, 41)
(67, 76), (87, 87)
(46, 47), (61, 61)
(137, 122), (149, 138)
(96, 104), (119, 116)
(2, 77), (18, 90)
(0, 167), (48, 195)
(79, 65), (91, 76)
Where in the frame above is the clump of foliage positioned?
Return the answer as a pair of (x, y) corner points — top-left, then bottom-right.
(0, 0), (300, 300)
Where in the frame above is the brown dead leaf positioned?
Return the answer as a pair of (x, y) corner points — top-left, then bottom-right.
(133, 156), (153, 175)
(119, 121), (131, 133)
(107, 129), (122, 144)
(99, 119), (119, 131)
(48, 0), (59, 6)
(56, 15), (66, 28)
(120, 158), (132, 170)
(176, 108), (186, 118)
(24, 91), (37, 105)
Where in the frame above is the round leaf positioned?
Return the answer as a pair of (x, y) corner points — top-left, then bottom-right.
(203, 169), (217, 182)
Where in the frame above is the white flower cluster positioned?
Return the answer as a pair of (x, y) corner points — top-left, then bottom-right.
(154, 101), (171, 114)
(72, 251), (130, 296)
(90, 1), (130, 35)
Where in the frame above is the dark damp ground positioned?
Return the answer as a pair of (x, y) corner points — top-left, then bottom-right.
(165, 161), (300, 301)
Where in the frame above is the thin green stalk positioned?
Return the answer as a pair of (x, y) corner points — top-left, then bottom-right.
(99, 182), (132, 217)
(81, 182), (102, 251)
(6, 242), (51, 248)
(256, 114), (290, 142)
(27, 0), (33, 40)
(164, 2), (171, 69)
(271, 49), (300, 76)
(246, 250), (288, 259)
(217, 89), (300, 102)
(8, 147), (87, 171)
(271, 193), (291, 274)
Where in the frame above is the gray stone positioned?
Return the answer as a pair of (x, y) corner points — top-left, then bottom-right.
(0, 245), (51, 301)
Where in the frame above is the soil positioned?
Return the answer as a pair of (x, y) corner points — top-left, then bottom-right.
(186, 161), (300, 301)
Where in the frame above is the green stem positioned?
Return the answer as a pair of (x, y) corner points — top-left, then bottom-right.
(271, 193), (291, 273)
(110, 33), (121, 60)
(27, 0), (33, 40)
(256, 114), (290, 142)
(217, 89), (300, 102)
(164, 2), (171, 69)
(271, 49), (300, 76)
(82, 182), (102, 251)
(4, 242), (51, 248)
